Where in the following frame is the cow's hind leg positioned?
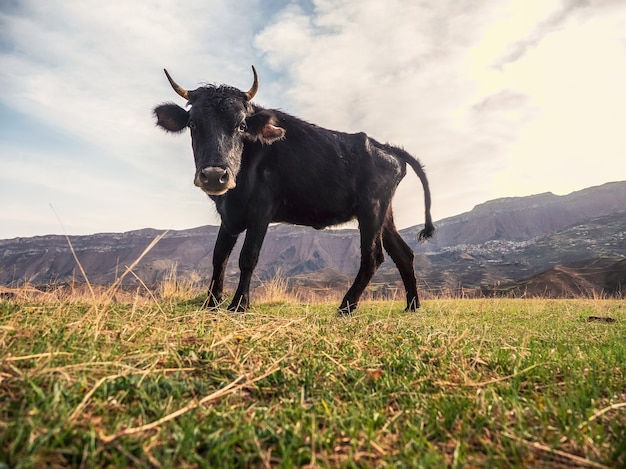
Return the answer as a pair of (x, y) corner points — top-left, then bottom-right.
(382, 209), (420, 311)
(205, 225), (239, 308)
(338, 206), (386, 316)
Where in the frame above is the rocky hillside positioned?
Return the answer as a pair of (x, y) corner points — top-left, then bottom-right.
(392, 210), (626, 294)
(403, 180), (626, 247)
(497, 257), (626, 298)
(1, 181), (625, 296)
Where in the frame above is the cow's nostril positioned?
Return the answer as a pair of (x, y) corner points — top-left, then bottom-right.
(199, 167), (230, 192)
(202, 167), (226, 178)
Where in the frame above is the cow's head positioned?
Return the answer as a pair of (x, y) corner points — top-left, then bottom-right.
(154, 67), (285, 195)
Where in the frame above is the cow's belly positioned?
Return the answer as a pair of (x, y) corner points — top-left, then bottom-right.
(273, 198), (356, 230)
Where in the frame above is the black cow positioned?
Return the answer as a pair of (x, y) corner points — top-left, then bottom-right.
(154, 67), (434, 314)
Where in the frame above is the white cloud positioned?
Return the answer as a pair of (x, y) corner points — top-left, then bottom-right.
(0, 0), (266, 154)
(485, 3), (626, 196)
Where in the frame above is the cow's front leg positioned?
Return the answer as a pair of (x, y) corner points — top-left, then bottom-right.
(205, 225), (239, 309)
(228, 220), (270, 312)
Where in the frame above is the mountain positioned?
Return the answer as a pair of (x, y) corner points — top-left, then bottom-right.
(392, 210), (626, 294)
(403, 180), (626, 247)
(497, 257), (626, 298)
(1, 181), (625, 297)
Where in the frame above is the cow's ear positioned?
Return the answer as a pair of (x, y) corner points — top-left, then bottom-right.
(154, 103), (189, 133)
(245, 110), (285, 144)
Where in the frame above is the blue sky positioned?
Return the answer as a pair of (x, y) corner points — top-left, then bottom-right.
(1, 0), (625, 239)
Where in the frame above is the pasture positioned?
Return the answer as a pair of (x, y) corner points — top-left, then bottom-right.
(1, 287), (624, 468)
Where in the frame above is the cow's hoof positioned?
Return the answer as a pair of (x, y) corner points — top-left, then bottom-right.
(337, 303), (357, 317)
(404, 298), (420, 312)
(227, 299), (248, 313)
(203, 296), (223, 310)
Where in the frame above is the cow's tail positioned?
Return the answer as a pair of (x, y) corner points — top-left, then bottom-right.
(394, 147), (435, 241)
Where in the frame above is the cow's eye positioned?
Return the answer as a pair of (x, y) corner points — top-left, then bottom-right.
(238, 122), (247, 133)
(188, 120), (196, 130)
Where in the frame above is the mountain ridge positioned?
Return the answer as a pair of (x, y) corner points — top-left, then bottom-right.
(1, 181), (625, 296)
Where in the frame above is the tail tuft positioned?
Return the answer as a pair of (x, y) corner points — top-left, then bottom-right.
(386, 143), (434, 243)
(418, 223), (435, 242)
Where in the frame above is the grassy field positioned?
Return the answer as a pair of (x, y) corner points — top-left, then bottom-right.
(1, 287), (624, 468)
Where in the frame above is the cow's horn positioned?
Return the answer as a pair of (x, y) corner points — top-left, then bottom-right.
(164, 69), (189, 100)
(245, 65), (258, 101)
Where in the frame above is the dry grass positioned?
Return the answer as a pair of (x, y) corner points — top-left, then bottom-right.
(2, 290), (625, 467)
(1, 232), (625, 467)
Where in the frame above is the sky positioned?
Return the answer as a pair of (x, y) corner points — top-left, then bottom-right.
(1, 0), (625, 239)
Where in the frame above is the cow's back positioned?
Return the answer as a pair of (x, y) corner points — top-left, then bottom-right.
(256, 113), (405, 228)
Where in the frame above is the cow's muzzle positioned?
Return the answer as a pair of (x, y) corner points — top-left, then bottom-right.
(195, 167), (236, 195)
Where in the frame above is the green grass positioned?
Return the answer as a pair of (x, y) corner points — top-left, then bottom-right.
(1, 294), (624, 468)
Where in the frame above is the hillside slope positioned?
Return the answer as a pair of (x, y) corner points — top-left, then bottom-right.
(1, 181), (625, 295)
(498, 257), (626, 298)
